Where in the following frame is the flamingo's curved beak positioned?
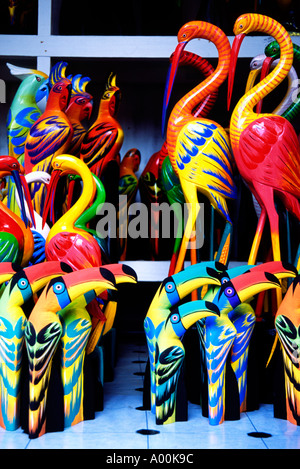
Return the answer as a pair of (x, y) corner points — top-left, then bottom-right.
(255, 56), (274, 114)
(11, 169), (36, 228)
(162, 41), (186, 137)
(227, 33), (245, 110)
(42, 169), (61, 228)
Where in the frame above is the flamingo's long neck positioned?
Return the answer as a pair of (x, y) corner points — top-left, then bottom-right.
(230, 15), (294, 151)
(49, 163), (95, 237)
(167, 24), (231, 173)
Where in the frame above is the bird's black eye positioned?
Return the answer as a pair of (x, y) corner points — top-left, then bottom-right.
(225, 286), (235, 297)
(165, 282), (175, 293)
(53, 282), (66, 294)
(171, 313), (180, 324)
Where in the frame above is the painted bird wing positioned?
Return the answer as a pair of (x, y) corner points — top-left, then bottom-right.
(25, 115), (73, 169)
(155, 344), (185, 424)
(8, 107), (42, 160)
(118, 174), (138, 199)
(0, 233), (22, 264)
(80, 121), (120, 169)
(239, 115), (300, 196)
(177, 120), (236, 221)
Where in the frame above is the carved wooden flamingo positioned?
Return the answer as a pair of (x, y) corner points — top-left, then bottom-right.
(163, 21), (236, 275)
(141, 50), (218, 266)
(228, 14), (300, 308)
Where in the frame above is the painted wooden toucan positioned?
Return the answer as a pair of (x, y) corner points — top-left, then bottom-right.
(154, 300), (220, 425)
(144, 260), (224, 415)
(200, 261), (297, 425)
(25, 266), (116, 439)
(0, 261), (72, 431)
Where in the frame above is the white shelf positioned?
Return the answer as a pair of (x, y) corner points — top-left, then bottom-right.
(121, 260), (250, 282)
(2, 34), (300, 74)
(0, 0), (299, 75)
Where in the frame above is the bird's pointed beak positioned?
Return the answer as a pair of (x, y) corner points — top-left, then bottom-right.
(162, 41), (186, 137)
(174, 261), (223, 300)
(0, 262), (21, 284)
(255, 56), (274, 113)
(10, 169), (35, 228)
(245, 68), (261, 94)
(65, 267), (117, 301)
(249, 261), (297, 280)
(102, 264), (138, 284)
(177, 300), (220, 333)
(67, 177), (76, 211)
(25, 261), (73, 294)
(232, 270), (281, 305)
(227, 33), (245, 110)
(42, 169), (61, 228)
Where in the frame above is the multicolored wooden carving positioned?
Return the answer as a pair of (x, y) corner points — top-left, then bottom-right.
(264, 40), (300, 123)
(163, 21), (236, 275)
(79, 72), (123, 208)
(161, 50), (219, 273)
(0, 261), (72, 431)
(118, 148), (141, 260)
(199, 261), (297, 425)
(25, 266), (117, 439)
(275, 275), (300, 425)
(144, 261), (223, 424)
(6, 63), (48, 218)
(24, 68), (73, 215)
(65, 74), (93, 157)
(227, 14), (300, 309)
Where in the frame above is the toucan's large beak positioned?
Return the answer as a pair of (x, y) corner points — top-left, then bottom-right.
(42, 169), (61, 228)
(0, 262), (21, 284)
(11, 169), (35, 228)
(102, 263), (137, 284)
(64, 267), (117, 302)
(25, 261), (73, 294)
(162, 41), (186, 137)
(179, 300), (220, 333)
(227, 33), (245, 110)
(248, 261), (297, 280)
(232, 270), (281, 305)
(173, 261), (223, 300)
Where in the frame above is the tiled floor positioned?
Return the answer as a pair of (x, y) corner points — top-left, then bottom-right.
(1, 332), (300, 450)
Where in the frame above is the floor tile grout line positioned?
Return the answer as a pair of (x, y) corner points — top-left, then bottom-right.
(245, 411), (270, 449)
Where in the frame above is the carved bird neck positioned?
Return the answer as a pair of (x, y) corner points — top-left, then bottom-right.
(230, 15), (293, 150)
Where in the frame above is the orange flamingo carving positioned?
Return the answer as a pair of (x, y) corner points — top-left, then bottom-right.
(163, 21), (236, 275)
(228, 14), (300, 307)
(140, 50), (218, 263)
